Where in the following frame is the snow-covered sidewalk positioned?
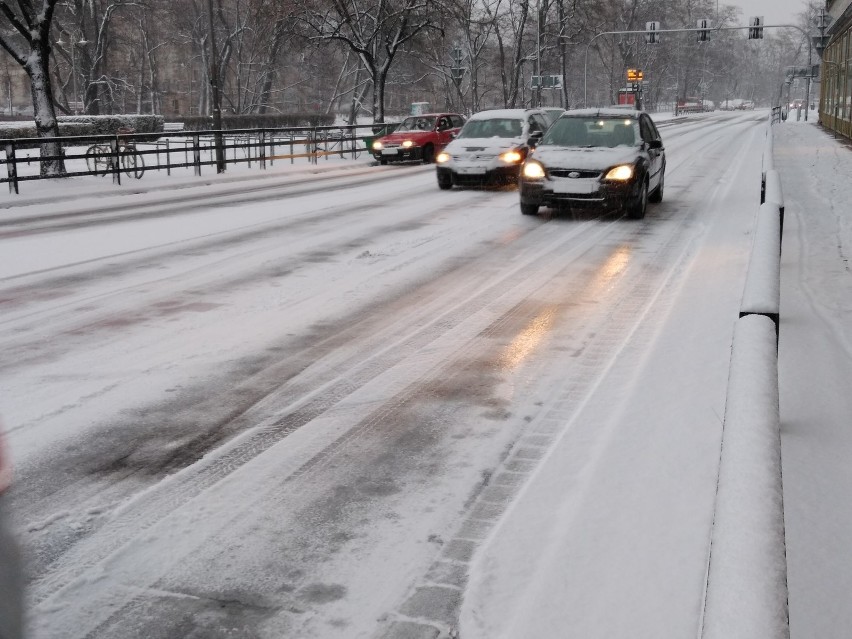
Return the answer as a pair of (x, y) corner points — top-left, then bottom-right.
(457, 119), (852, 639)
(773, 121), (852, 638)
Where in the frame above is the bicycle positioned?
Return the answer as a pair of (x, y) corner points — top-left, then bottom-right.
(85, 127), (145, 178)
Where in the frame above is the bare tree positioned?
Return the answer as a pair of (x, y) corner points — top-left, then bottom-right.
(0, 0), (65, 175)
(300, 0), (441, 122)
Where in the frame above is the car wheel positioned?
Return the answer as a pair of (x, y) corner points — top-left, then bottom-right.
(422, 144), (435, 164)
(437, 173), (453, 190)
(649, 169), (664, 203)
(627, 178), (648, 219)
(521, 202), (539, 216)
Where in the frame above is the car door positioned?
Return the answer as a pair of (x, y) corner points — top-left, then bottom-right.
(640, 114), (663, 189)
(436, 116), (456, 149)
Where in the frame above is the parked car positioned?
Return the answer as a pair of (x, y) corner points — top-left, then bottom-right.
(518, 107), (665, 219)
(434, 109), (551, 189)
(0, 425), (23, 639)
(370, 113), (464, 164)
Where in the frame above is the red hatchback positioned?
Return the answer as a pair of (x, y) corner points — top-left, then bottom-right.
(371, 113), (465, 164)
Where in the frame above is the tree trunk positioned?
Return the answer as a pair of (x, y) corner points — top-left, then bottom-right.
(25, 45), (66, 176)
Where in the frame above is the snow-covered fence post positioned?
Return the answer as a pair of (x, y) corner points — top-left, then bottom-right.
(764, 170), (785, 235)
(761, 130), (774, 204)
(260, 132), (267, 170)
(739, 203), (782, 335)
(5, 143), (19, 195)
(110, 136), (121, 186)
(192, 135), (201, 177)
(701, 314), (788, 639)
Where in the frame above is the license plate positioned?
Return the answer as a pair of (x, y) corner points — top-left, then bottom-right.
(456, 165), (486, 175)
(552, 179), (598, 194)
(381, 148), (399, 155)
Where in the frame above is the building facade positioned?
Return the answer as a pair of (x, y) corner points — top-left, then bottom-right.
(820, 0), (852, 138)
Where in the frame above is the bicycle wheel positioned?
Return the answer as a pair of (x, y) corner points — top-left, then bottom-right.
(85, 145), (110, 175)
(120, 149), (145, 179)
(130, 151), (145, 178)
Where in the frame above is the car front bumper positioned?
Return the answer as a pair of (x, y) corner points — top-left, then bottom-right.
(437, 164), (521, 186)
(519, 177), (635, 210)
(372, 146), (423, 162)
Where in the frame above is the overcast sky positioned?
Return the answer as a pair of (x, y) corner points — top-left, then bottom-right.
(724, 0), (807, 24)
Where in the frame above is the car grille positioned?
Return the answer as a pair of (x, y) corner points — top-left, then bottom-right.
(548, 169), (601, 179)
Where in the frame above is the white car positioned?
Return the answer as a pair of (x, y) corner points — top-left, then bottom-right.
(435, 109), (551, 189)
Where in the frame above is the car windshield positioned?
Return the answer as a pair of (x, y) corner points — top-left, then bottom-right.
(457, 118), (523, 139)
(395, 116), (437, 132)
(541, 116), (638, 148)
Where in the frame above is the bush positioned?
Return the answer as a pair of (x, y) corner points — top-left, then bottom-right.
(175, 113), (335, 131)
(0, 114), (164, 141)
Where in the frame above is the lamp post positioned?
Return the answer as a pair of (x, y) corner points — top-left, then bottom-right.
(57, 33), (88, 115)
(535, 0), (542, 107)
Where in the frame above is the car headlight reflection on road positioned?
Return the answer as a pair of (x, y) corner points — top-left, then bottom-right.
(402, 140), (415, 148)
(605, 164), (634, 181)
(500, 150), (523, 164)
(523, 161), (546, 179)
(436, 152), (451, 163)
(372, 141), (383, 150)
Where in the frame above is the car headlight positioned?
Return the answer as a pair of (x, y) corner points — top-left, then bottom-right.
(436, 152), (451, 163)
(605, 164), (634, 181)
(402, 140), (415, 148)
(499, 150), (523, 164)
(522, 161), (546, 179)
(373, 141), (383, 150)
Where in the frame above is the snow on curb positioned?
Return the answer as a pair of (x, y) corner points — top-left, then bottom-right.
(739, 203), (782, 330)
(764, 169), (785, 233)
(760, 126), (775, 189)
(702, 314), (789, 639)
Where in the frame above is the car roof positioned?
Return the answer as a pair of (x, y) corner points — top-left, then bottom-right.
(467, 108), (544, 121)
(560, 107), (643, 118)
(403, 113), (462, 118)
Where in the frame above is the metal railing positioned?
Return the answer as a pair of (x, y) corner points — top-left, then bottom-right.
(1, 122), (395, 194)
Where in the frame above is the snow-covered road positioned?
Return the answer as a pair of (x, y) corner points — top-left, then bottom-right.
(1, 111), (770, 638)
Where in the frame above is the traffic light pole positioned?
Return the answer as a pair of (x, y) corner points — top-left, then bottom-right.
(583, 24), (813, 116)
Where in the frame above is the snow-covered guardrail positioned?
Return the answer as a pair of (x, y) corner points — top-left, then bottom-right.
(764, 169), (785, 234)
(761, 130), (774, 204)
(701, 314), (789, 639)
(739, 202), (782, 332)
(701, 125), (789, 638)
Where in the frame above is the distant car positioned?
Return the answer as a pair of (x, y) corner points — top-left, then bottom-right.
(0, 426), (23, 639)
(519, 107), (666, 219)
(434, 109), (551, 189)
(370, 113), (464, 164)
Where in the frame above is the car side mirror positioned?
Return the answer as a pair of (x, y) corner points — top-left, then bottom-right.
(647, 139), (663, 149)
(527, 131), (544, 147)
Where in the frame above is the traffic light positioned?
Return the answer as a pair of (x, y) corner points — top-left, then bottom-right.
(748, 16), (764, 39)
(697, 19), (710, 42)
(645, 21), (661, 44)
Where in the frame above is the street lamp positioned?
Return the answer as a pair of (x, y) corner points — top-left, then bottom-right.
(57, 33), (88, 115)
